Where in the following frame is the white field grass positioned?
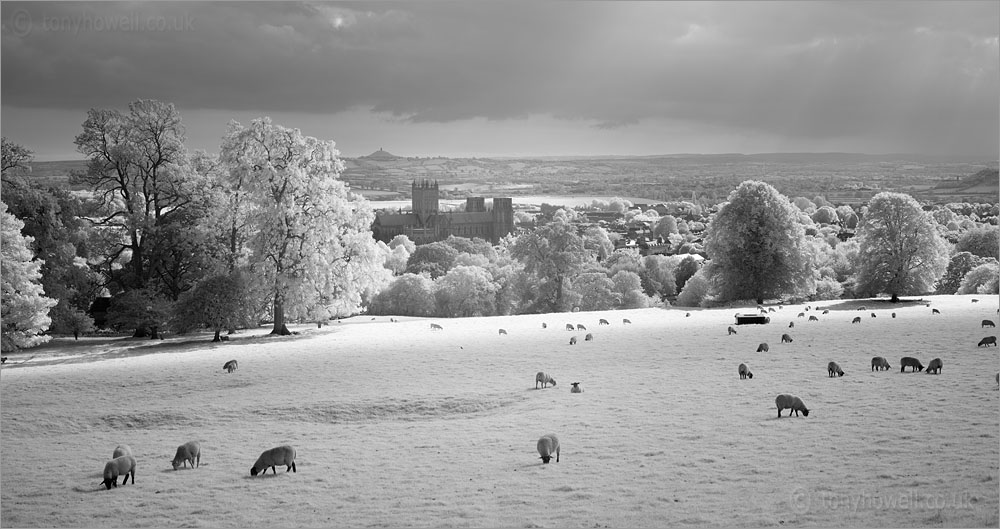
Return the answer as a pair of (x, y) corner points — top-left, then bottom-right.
(1, 294), (997, 528)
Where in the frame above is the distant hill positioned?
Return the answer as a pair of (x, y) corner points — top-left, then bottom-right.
(933, 168), (999, 194)
(361, 148), (403, 161)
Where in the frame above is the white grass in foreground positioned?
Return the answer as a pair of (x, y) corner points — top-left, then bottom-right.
(1, 295), (997, 528)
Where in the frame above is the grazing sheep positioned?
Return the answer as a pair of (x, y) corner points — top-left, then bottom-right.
(972, 298), (979, 303)
(171, 441), (201, 470)
(738, 363), (753, 379)
(622, 318), (632, 325)
(978, 336), (997, 347)
(808, 315), (818, 322)
(577, 324), (587, 331)
(585, 333), (593, 341)
(788, 322), (794, 328)
(757, 305), (764, 312)
(858, 306), (866, 311)
(686, 312), (691, 317)
(926, 358), (942, 374)
(569, 336), (577, 345)
(542, 323), (547, 329)
(870, 313), (877, 318)
(570, 382), (583, 393)
(775, 394), (809, 418)
(768, 307), (776, 313)
(250, 445), (297, 476)
(781, 334), (793, 343)
(112, 445), (132, 459)
(498, 328), (507, 336)
(852, 316), (862, 324)
(101, 455), (136, 490)
(728, 326), (738, 335)
(536, 372), (556, 389)
(827, 361), (845, 377)
(756, 343), (769, 353)
(797, 312), (805, 318)
(871, 356), (891, 371)
(982, 320), (996, 328)
(430, 323), (443, 330)
(932, 308), (940, 315)
(0, 357), (6, 364)
(536, 434), (560, 464)
(599, 319), (609, 326)
(822, 309), (830, 315)
(900, 357), (924, 372)
(891, 313), (896, 318)
(565, 324), (574, 331)
(223, 359), (238, 373)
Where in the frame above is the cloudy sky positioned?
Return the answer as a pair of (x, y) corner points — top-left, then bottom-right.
(2, 1), (998, 160)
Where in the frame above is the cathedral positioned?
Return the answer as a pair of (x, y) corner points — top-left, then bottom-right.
(371, 180), (514, 245)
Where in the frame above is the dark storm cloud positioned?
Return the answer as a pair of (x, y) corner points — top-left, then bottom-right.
(2, 1), (997, 153)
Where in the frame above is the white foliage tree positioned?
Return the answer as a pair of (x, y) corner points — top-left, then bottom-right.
(1, 202), (57, 350)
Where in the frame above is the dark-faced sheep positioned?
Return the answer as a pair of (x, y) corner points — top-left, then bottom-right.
(171, 441), (201, 470)
(926, 358), (942, 374)
(250, 445), (296, 476)
(797, 312), (805, 318)
(584, 333), (593, 341)
(858, 306), (866, 311)
(781, 334), (793, 343)
(870, 313), (877, 318)
(775, 394), (809, 417)
(570, 382), (583, 393)
(599, 319), (609, 326)
(788, 321), (794, 328)
(891, 313), (896, 318)
(101, 455), (136, 489)
(498, 328), (507, 336)
(973, 298), (979, 303)
(536, 372), (556, 389)
(852, 316), (862, 324)
(822, 309), (830, 315)
(808, 315), (818, 322)
(542, 323), (547, 329)
(978, 336), (997, 347)
(565, 324), (574, 331)
(932, 308), (940, 315)
(537, 434), (560, 464)
(757, 343), (769, 353)
(622, 318), (632, 325)
(982, 320), (996, 328)
(112, 445), (132, 459)
(430, 323), (443, 330)
(728, 326), (738, 335)
(900, 357), (924, 372)
(738, 363), (753, 379)
(769, 307), (776, 313)
(827, 361), (845, 377)
(223, 359), (238, 373)
(577, 324), (587, 331)
(871, 356), (891, 371)
(569, 336), (577, 345)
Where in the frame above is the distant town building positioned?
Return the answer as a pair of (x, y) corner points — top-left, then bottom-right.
(371, 180), (514, 244)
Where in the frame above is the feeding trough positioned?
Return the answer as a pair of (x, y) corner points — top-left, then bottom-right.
(735, 313), (770, 325)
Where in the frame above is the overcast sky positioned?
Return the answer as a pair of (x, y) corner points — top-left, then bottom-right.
(2, 1), (998, 160)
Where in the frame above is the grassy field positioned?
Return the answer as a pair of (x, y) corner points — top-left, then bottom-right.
(1, 294), (997, 527)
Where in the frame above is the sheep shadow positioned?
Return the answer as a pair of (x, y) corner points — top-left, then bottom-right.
(72, 485), (109, 494)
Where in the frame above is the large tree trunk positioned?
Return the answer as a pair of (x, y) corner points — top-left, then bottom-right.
(271, 292), (291, 335)
(890, 293), (899, 303)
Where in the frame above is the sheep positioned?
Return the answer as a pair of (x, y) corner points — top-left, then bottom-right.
(738, 363), (753, 379)
(542, 323), (547, 329)
(797, 312), (805, 318)
(781, 334), (793, 343)
(622, 318), (632, 324)
(982, 320), (996, 328)
(932, 308), (940, 315)
(822, 309), (830, 315)
(757, 305), (764, 312)
(430, 323), (443, 330)
(250, 445), (297, 476)
(870, 313), (877, 318)
(978, 336), (997, 347)
(535, 372), (556, 389)
(768, 307), (776, 313)
(756, 343), (769, 352)
(569, 336), (577, 345)
(570, 382), (583, 393)
(727, 326), (738, 335)
(900, 357), (924, 372)
(112, 445), (132, 459)
(101, 455), (136, 490)
(808, 315), (818, 322)
(852, 316), (861, 324)
(585, 333), (593, 341)
(171, 441), (201, 470)
(775, 394), (809, 418)
(223, 359), (238, 373)
(498, 328), (507, 336)
(926, 358), (943, 375)
(858, 306), (866, 311)
(827, 361), (845, 377)
(599, 319), (610, 326)
(565, 324), (575, 331)
(871, 356), (891, 371)
(788, 322), (794, 328)
(536, 434), (560, 464)
(891, 312), (896, 318)
(0, 357), (6, 364)
(577, 324), (587, 331)
(686, 312), (691, 317)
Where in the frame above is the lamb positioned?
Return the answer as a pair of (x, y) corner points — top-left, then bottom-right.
(112, 445), (132, 459)
(738, 363), (753, 379)
(775, 394), (809, 418)
(250, 445), (297, 476)
(223, 359), (238, 373)
(569, 336), (577, 345)
(982, 320), (996, 328)
(925, 358), (942, 375)
(584, 333), (593, 341)
(827, 361), (845, 377)
(852, 316), (862, 324)
(101, 455), (136, 490)
(622, 318), (632, 324)
(430, 323), (443, 330)
(536, 434), (560, 464)
(900, 357), (924, 372)
(978, 336), (997, 347)
(727, 326), (737, 335)
(781, 333), (793, 343)
(756, 343), (769, 352)
(171, 441), (201, 470)
(599, 319), (610, 326)
(577, 324), (587, 331)
(565, 324), (574, 331)
(535, 372), (556, 388)
(871, 356), (891, 371)
(808, 315), (818, 322)
(570, 382), (583, 393)
(498, 328), (507, 336)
